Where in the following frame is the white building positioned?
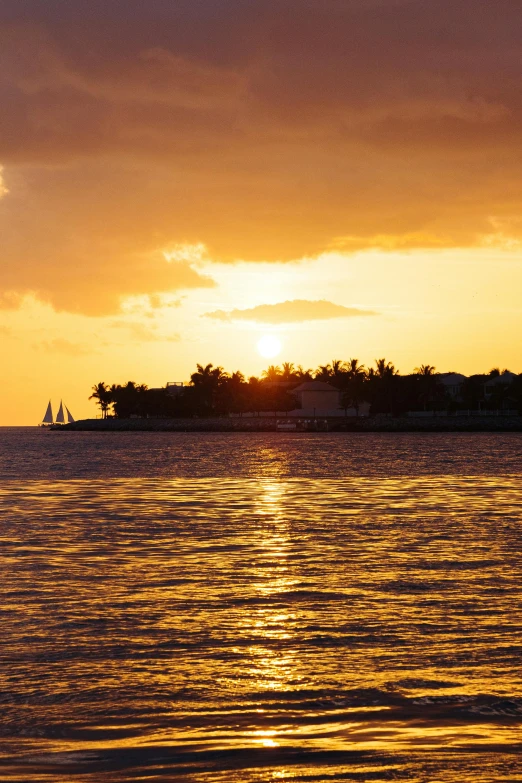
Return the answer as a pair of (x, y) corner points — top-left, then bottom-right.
(437, 373), (467, 398)
(166, 382), (184, 397)
(484, 371), (517, 398)
(290, 380), (369, 417)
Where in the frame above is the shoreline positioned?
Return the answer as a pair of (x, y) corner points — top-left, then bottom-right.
(56, 415), (522, 432)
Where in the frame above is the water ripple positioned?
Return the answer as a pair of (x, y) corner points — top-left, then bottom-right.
(0, 432), (521, 780)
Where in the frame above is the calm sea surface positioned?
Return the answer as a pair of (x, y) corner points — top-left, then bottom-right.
(1, 429), (521, 782)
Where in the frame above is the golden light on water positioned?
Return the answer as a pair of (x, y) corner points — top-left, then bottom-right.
(2, 463), (521, 779)
(243, 480), (299, 697)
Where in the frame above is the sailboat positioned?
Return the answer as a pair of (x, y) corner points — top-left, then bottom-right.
(40, 400), (75, 427)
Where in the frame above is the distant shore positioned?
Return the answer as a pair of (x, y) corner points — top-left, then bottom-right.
(57, 415), (522, 432)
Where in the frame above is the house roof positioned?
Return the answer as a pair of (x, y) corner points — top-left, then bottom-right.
(437, 373), (467, 385)
(292, 381), (338, 393)
(484, 371), (517, 386)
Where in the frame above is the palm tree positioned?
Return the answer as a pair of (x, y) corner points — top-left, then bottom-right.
(414, 364), (436, 376)
(342, 359), (366, 415)
(414, 365), (437, 410)
(280, 362), (296, 381)
(329, 359), (346, 387)
(315, 364), (332, 382)
(375, 358), (396, 378)
(191, 364), (228, 389)
(262, 365), (282, 381)
(372, 359), (398, 414)
(247, 375), (263, 416)
(89, 382), (112, 418)
(230, 370), (245, 385)
(190, 364), (227, 414)
(191, 363), (219, 386)
(346, 358), (366, 379)
(108, 381), (149, 418)
(218, 370), (245, 415)
(295, 365), (313, 381)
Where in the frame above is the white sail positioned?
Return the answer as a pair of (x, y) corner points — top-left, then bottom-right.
(56, 400), (65, 424)
(42, 400), (53, 424)
(66, 406), (75, 423)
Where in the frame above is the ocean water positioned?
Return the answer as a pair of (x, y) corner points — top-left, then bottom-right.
(1, 429), (521, 782)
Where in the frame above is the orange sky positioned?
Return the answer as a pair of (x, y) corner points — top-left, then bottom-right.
(1, 1), (522, 423)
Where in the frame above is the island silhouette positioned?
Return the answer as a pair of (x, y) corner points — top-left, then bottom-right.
(87, 361), (521, 421)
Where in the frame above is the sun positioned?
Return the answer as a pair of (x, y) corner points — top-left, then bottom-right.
(257, 334), (282, 359)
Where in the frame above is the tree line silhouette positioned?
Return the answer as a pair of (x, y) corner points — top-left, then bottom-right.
(89, 360), (522, 419)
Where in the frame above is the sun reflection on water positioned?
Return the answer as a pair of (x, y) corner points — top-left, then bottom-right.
(1, 466), (522, 781)
(239, 480), (301, 699)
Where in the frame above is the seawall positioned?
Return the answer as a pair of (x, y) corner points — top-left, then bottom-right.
(57, 416), (522, 432)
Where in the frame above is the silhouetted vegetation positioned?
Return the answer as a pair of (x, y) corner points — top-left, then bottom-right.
(89, 362), (522, 419)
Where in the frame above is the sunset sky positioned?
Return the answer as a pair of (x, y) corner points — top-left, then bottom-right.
(2, 1), (522, 424)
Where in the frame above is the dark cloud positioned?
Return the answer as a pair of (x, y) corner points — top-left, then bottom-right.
(1, 1), (522, 313)
(204, 299), (377, 324)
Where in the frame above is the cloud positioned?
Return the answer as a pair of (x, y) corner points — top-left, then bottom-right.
(2, 1), (522, 313)
(331, 232), (454, 252)
(0, 221), (216, 315)
(204, 299), (377, 324)
(37, 338), (94, 356)
(110, 321), (181, 343)
(0, 167), (7, 198)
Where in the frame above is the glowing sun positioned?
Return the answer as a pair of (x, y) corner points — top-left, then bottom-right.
(257, 334), (281, 359)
